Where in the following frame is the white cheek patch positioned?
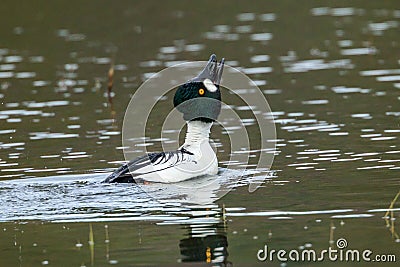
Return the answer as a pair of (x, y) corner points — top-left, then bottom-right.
(203, 78), (218, 92)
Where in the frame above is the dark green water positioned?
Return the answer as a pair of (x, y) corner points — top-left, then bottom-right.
(0, 1), (399, 266)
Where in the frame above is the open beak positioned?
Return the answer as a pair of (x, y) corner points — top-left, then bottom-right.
(192, 54), (225, 85)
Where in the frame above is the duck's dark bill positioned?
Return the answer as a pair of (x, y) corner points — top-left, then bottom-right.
(192, 54), (224, 85)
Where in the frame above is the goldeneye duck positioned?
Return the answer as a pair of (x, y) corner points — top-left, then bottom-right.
(104, 54), (224, 183)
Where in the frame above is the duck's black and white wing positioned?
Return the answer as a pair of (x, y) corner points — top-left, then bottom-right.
(103, 149), (195, 183)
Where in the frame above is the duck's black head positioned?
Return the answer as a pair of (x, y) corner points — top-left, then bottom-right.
(173, 54), (224, 123)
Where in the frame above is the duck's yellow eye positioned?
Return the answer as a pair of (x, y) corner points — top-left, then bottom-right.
(198, 88), (205, 95)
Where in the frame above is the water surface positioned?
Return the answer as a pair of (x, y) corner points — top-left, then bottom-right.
(0, 1), (399, 266)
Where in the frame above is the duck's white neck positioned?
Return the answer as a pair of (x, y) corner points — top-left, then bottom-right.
(182, 120), (212, 147)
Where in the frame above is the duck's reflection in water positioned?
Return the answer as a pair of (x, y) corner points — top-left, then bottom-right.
(178, 206), (232, 266)
(180, 233), (231, 266)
